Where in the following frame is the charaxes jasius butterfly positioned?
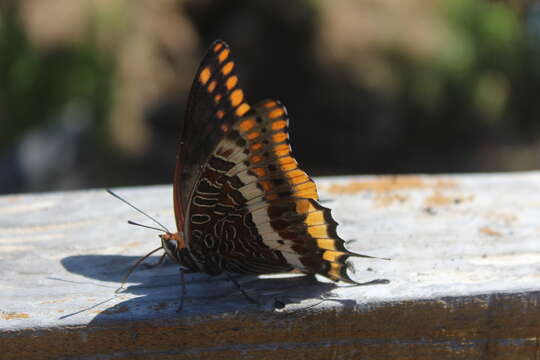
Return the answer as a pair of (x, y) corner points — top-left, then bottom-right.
(113, 40), (384, 308)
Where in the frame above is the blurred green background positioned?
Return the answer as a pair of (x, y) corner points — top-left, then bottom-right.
(1, 0), (540, 194)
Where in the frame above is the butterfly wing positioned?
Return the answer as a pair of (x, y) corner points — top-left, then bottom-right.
(174, 40), (250, 231)
(187, 97), (362, 282)
(178, 40), (362, 282)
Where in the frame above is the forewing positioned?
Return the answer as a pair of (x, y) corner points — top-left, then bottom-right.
(174, 40), (250, 230)
(187, 100), (360, 282)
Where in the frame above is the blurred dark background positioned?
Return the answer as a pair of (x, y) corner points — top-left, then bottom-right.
(1, 0), (540, 195)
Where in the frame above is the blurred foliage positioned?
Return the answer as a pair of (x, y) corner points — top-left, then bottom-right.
(0, 2), (114, 149)
(385, 0), (539, 141)
(1, 0), (540, 193)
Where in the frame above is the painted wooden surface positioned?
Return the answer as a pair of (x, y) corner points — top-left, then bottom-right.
(1, 172), (540, 359)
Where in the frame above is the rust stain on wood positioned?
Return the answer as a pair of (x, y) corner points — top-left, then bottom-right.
(479, 226), (502, 237)
(1, 312), (30, 320)
(124, 241), (141, 248)
(375, 193), (408, 207)
(327, 176), (456, 195)
(425, 192), (474, 207)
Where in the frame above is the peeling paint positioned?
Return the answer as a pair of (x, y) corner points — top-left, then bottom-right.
(375, 193), (408, 207)
(1, 312), (30, 320)
(479, 226), (502, 237)
(425, 192), (474, 207)
(124, 241), (141, 248)
(327, 176), (456, 195)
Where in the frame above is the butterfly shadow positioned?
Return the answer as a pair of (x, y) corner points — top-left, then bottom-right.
(59, 254), (341, 323)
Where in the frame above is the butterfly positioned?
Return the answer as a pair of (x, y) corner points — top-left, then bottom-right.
(132, 40), (381, 307)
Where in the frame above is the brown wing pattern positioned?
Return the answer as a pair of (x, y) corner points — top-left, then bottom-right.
(186, 99), (361, 282)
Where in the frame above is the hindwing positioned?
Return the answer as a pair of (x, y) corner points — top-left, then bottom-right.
(186, 96), (361, 282)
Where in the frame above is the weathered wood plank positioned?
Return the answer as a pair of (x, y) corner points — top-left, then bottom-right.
(1, 172), (540, 359)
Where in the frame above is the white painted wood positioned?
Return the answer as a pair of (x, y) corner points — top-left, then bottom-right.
(1, 172), (539, 335)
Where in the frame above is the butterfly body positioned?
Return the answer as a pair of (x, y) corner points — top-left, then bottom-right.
(164, 40), (365, 283)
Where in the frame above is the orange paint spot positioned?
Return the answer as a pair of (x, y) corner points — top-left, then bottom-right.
(216, 110), (225, 119)
(226, 76), (238, 90)
(251, 155), (262, 163)
(480, 226), (502, 237)
(264, 101), (277, 108)
(271, 120), (287, 131)
(1, 312), (30, 320)
(327, 176), (456, 195)
(222, 61), (234, 75)
(199, 67), (211, 85)
(207, 80), (217, 93)
(236, 103), (251, 117)
(218, 48), (230, 63)
(376, 193), (408, 207)
(252, 167), (266, 176)
(424, 191), (452, 206)
(305, 211), (325, 226)
(239, 118), (256, 132)
(317, 239), (338, 251)
(247, 131), (260, 140)
(424, 191), (473, 207)
(250, 143), (263, 151)
(273, 132), (288, 143)
(213, 42), (223, 52)
(322, 250), (346, 263)
(269, 108), (285, 119)
(214, 94), (222, 103)
(230, 89), (244, 106)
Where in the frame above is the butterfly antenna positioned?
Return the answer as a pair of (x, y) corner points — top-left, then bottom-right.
(128, 220), (165, 232)
(106, 189), (170, 233)
(116, 246), (164, 293)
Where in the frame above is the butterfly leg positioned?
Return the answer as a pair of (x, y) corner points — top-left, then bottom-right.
(176, 268), (197, 312)
(224, 272), (259, 305)
(144, 253), (167, 269)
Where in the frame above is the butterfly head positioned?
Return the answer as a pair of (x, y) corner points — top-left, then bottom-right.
(159, 232), (185, 263)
